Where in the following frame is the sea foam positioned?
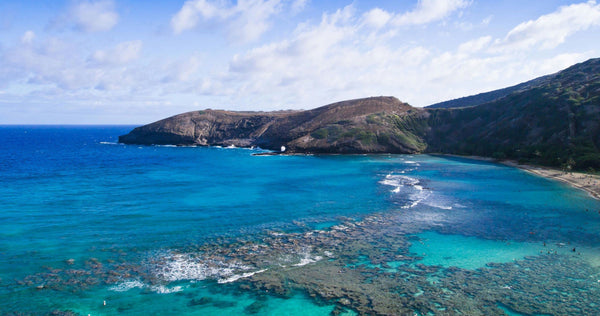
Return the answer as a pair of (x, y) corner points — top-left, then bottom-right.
(218, 269), (268, 284)
(380, 174), (431, 208)
(109, 280), (145, 292)
(147, 251), (251, 282)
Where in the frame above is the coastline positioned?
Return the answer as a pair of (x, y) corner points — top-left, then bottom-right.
(500, 160), (600, 201)
(432, 154), (600, 201)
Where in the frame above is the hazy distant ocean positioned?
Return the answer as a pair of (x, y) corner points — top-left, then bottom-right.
(2, 126), (600, 315)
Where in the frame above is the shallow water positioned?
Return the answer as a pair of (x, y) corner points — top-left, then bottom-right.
(1, 126), (600, 315)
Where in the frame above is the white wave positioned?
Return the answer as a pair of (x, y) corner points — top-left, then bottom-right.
(402, 200), (421, 209)
(109, 280), (145, 292)
(150, 285), (183, 294)
(99, 141), (120, 145)
(380, 173), (438, 209)
(218, 269), (268, 284)
(402, 185), (432, 209)
(380, 174), (420, 192)
(110, 280), (183, 294)
(293, 252), (323, 267)
(147, 251), (251, 282)
(425, 201), (453, 210)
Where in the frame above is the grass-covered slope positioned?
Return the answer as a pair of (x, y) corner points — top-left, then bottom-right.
(119, 96), (430, 154)
(424, 58), (600, 170)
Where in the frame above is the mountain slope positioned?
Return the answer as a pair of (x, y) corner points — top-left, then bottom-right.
(119, 97), (429, 154)
(426, 75), (550, 109)
(119, 58), (600, 170)
(424, 58), (600, 169)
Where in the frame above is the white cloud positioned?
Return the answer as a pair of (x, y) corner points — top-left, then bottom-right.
(496, 1), (600, 51)
(393, 0), (471, 26)
(291, 0), (308, 13)
(359, 0), (471, 30)
(458, 36), (491, 54)
(528, 52), (594, 75)
(21, 31), (35, 45)
(161, 56), (203, 83)
(362, 8), (392, 29)
(171, 0), (225, 34)
(229, 0), (282, 43)
(2, 1), (600, 124)
(171, 0), (282, 43)
(1, 36), (147, 94)
(220, 5), (444, 107)
(3, 37), (89, 90)
(70, 0), (119, 32)
(204, 1), (598, 109)
(91, 40), (143, 65)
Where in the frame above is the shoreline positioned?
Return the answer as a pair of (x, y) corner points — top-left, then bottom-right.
(433, 154), (600, 200)
(501, 160), (600, 201)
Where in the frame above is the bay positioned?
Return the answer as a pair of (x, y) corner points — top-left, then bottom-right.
(1, 126), (599, 315)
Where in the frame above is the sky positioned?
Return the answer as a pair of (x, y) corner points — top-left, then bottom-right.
(1, 0), (600, 124)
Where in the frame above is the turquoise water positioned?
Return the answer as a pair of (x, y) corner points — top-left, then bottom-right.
(1, 126), (600, 315)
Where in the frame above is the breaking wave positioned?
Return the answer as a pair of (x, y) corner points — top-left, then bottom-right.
(109, 280), (183, 294)
(218, 269), (268, 284)
(109, 280), (145, 292)
(380, 174), (431, 208)
(145, 251), (252, 283)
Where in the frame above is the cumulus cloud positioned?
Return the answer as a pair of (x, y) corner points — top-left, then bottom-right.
(91, 40), (143, 65)
(171, 0), (282, 43)
(362, 8), (392, 29)
(204, 1), (596, 109)
(2, 0), (599, 123)
(3, 37), (90, 90)
(1, 36), (146, 94)
(393, 0), (471, 26)
(495, 1), (600, 51)
(70, 0), (119, 32)
(220, 5), (441, 106)
(171, 0), (225, 34)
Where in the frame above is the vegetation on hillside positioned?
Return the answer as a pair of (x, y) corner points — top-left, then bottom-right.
(423, 58), (600, 171)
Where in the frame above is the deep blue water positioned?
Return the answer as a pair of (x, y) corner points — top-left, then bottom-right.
(1, 126), (600, 315)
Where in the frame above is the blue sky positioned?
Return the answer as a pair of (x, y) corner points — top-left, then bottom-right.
(1, 0), (599, 124)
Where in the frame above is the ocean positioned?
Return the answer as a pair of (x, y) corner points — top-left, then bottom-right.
(1, 125), (600, 315)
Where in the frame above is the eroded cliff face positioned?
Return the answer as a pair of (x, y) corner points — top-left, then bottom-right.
(119, 97), (429, 154)
(118, 110), (291, 147)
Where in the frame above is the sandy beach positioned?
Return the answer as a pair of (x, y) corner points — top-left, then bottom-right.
(501, 161), (600, 200)
(433, 154), (600, 200)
